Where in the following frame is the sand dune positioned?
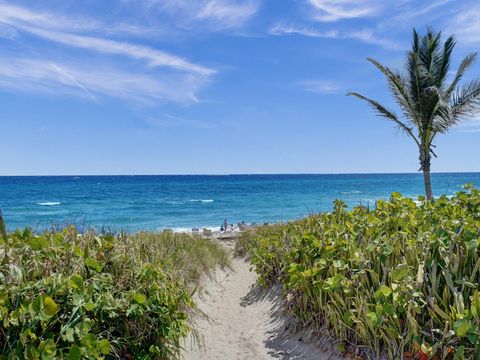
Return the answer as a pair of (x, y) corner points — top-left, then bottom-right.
(182, 242), (340, 360)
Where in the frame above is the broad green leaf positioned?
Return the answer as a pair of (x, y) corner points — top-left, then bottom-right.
(98, 339), (111, 355)
(43, 296), (58, 316)
(134, 293), (147, 304)
(38, 339), (56, 357)
(367, 312), (379, 327)
(382, 303), (395, 316)
(391, 192), (402, 199)
(28, 236), (49, 250)
(466, 239), (478, 251)
(73, 245), (83, 257)
(392, 264), (409, 282)
(85, 257), (103, 272)
(69, 275), (84, 290)
(379, 285), (392, 297)
(453, 318), (472, 337)
(68, 345), (81, 360)
(84, 302), (96, 311)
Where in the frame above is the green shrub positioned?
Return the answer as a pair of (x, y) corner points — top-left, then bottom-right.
(248, 185), (480, 359)
(0, 228), (228, 359)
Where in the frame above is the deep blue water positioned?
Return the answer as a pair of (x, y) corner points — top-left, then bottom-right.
(0, 173), (479, 232)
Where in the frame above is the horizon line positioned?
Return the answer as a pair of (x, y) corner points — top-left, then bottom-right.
(1, 171), (479, 177)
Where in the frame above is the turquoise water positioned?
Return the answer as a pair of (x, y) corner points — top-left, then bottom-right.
(0, 173), (479, 232)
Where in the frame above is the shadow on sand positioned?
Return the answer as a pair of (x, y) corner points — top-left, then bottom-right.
(240, 282), (340, 360)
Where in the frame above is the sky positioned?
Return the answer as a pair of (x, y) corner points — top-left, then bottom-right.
(0, 0), (479, 175)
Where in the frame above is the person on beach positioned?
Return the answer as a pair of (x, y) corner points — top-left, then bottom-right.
(223, 219), (227, 231)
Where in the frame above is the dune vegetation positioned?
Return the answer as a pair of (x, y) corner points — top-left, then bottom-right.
(239, 185), (480, 359)
(0, 228), (228, 359)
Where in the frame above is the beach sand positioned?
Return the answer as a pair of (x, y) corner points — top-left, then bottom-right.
(181, 240), (340, 360)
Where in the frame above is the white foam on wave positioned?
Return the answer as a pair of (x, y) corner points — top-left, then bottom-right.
(37, 202), (61, 206)
(189, 199), (214, 203)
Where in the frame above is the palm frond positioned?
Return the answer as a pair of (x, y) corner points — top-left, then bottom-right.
(406, 52), (423, 113)
(445, 52), (478, 99)
(419, 28), (441, 73)
(451, 79), (480, 122)
(347, 92), (420, 146)
(420, 86), (451, 133)
(434, 35), (455, 88)
(367, 57), (419, 126)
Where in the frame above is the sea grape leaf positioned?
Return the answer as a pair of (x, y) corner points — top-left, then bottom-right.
(67, 345), (81, 360)
(466, 239), (478, 251)
(453, 319), (472, 337)
(28, 236), (49, 250)
(38, 338), (56, 357)
(43, 296), (59, 316)
(73, 245), (83, 257)
(85, 257), (103, 272)
(392, 264), (409, 282)
(379, 285), (392, 297)
(98, 339), (111, 355)
(84, 302), (96, 311)
(382, 303), (395, 316)
(367, 312), (379, 327)
(69, 275), (84, 290)
(134, 293), (147, 304)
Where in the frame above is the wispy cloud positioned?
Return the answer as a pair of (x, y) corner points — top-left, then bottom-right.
(307, 0), (380, 22)
(446, 3), (480, 45)
(389, 0), (453, 23)
(196, 0), (260, 29)
(0, 56), (208, 104)
(0, 1), (215, 104)
(270, 23), (338, 38)
(19, 26), (214, 76)
(131, 0), (260, 31)
(0, 1), (165, 37)
(270, 23), (400, 50)
(297, 80), (342, 94)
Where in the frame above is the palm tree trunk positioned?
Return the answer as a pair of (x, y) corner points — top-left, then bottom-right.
(423, 167), (433, 201)
(419, 145), (434, 201)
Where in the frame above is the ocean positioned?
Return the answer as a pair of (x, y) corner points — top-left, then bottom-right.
(0, 173), (479, 232)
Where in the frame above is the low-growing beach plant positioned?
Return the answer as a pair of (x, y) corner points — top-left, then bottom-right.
(349, 28), (480, 200)
(246, 185), (480, 359)
(0, 228), (228, 359)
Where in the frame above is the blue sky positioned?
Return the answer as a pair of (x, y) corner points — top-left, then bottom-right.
(0, 0), (479, 175)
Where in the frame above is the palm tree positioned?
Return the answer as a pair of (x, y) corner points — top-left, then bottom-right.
(348, 28), (480, 200)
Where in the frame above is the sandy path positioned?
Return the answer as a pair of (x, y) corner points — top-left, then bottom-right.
(182, 242), (340, 360)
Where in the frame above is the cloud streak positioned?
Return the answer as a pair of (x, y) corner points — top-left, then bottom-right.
(0, 56), (207, 104)
(131, 0), (260, 30)
(446, 3), (480, 45)
(0, 1), (215, 104)
(20, 26), (214, 76)
(297, 80), (342, 94)
(270, 23), (400, 50)
(307, 0), (379, 22)
(196, 0), (260, 29)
